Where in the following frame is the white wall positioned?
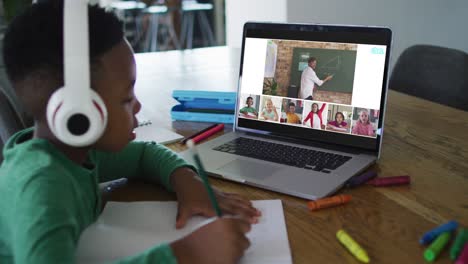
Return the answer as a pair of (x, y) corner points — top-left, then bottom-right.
(287, 0), (468, 71)
(226, 0), (468, 71)
(225, 0), (287, 47)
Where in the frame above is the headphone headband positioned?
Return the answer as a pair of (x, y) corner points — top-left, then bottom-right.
(64, 0), (90, 100)
(46, 0), (108, 147)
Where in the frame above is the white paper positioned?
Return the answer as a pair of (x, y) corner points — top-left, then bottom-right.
(76, 200), (292, 264)
(134, 121), (183, 145)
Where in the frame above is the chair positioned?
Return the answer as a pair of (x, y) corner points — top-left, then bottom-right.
(287, 85), (299, 98)
(0, 88), (26, 164)
(109, 1), (147, 51)
(180, 0), (215, 49)
(389, 45), (468, 111)
(143, 5), (182, 51)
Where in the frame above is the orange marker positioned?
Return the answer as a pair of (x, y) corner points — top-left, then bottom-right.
(307, 194), (352, 211)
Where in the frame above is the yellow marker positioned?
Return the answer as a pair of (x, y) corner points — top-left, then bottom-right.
(336, 229), (370, 263)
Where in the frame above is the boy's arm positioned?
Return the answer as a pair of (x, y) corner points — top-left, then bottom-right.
(94, 141), (195, 191)
(112, 244), (177, 264)
(13, 171), (180, 264)
(13, 173), (86, 264)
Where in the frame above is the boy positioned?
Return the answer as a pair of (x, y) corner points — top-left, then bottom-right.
(239, 96), (258, 118)
(286, 102), (301, 124)
(0, 2), (260, 263)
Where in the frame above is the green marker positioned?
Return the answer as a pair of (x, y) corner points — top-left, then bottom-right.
(187, 140), (222, 217)
(424, 232), (451, 262)
(450, 228), (468, 260)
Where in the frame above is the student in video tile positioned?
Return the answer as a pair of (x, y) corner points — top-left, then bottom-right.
(327, 112), (349, 132)
(304, 102), (326, 129)
(239, 96), (258, 118)
(286, 103), (301, 124)
(352, 109), (375, 136)
(299, 57), (333, 100)
(261, 98), (279, 121)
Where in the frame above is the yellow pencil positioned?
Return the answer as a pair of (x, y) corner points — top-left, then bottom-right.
(336, 229), (370, 263)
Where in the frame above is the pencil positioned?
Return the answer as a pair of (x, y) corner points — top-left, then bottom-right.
(181, 124), (219, 144)
(187, 140), (223, 217)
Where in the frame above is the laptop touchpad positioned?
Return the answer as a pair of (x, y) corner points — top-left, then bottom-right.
(217, 159), (279, 180)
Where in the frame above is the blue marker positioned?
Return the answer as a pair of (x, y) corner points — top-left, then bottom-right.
(104, 178), (128, 193)
(420, 220), (458, 245)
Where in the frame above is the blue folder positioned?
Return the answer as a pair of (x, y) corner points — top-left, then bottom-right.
(171, 90), (236, 123)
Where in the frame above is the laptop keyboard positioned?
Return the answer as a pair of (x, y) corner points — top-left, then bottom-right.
(212, 137), (352, 173)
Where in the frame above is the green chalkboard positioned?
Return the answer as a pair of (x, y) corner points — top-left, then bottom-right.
(290, 48), (357, 94)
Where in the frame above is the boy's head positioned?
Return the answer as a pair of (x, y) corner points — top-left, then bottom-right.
(246, 96), (253, 106)
(3, 1), (141, 151)
(288, 102), (296, 113)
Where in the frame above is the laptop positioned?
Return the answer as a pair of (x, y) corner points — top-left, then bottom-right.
(182, 22), (392, 200)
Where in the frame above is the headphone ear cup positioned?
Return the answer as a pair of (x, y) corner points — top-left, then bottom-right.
(46, 88), (66, 138)
(89, 89), (108, 133)
(46, 87), (108, 147)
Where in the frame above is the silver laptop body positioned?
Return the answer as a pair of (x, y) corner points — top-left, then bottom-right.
(182, 22), (392, 200)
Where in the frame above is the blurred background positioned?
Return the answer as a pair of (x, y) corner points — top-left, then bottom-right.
(1, 0), (467, 117)
(97, 0), (225, 52)
(1, 0), (467, 67)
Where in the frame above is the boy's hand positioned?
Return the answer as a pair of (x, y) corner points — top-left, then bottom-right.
(170, 168), (261, 229)
(170, 217), (251, 264)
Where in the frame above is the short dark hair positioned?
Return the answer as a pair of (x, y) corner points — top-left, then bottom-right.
(3, 1), (124, 83)
(2, 1), (124, 117)
(288, 102), (295, 107)
(308, 57), (317, 64)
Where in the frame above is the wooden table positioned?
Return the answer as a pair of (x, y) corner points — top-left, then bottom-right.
(112, 46), (468, 263)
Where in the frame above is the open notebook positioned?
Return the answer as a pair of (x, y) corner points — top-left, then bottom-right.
(134, 120), (183, 145)
(76, 200), (292, 264)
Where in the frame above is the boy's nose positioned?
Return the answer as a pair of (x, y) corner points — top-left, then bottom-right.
(134, 98), (142, 114)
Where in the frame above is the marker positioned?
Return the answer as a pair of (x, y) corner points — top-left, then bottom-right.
(455, 243), (468, 264)
(187, 140), (222, 217)
(451, 229), (468, 260)
(307, 194), (351, 211)
(181, 124), (219, 144)
(424, 232), (451, 262)
(104, 178), (128, 193)
(336, 229), (370, 263)
(190, 124), (225, 144)
(420, 220), (458, 245)
(346, 171), (377, 188)
(366, 175), (410, 187)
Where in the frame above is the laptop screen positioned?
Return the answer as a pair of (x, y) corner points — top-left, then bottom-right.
(236, 23), (392, 152)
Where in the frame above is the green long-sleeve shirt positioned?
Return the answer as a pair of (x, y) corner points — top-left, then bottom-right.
(0, 128), (192, 263)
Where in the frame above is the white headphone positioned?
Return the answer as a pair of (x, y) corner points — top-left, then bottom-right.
(46, 0), (108, 147)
